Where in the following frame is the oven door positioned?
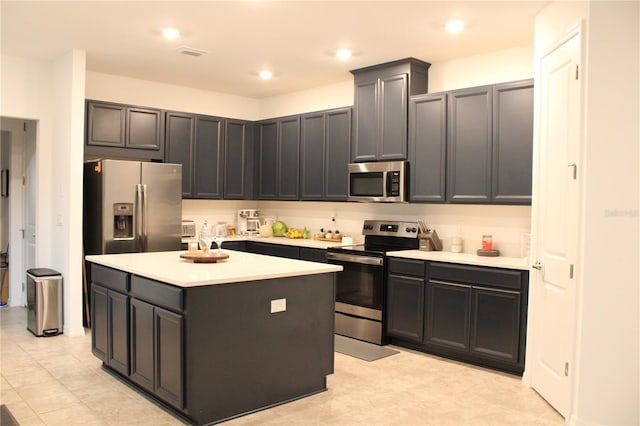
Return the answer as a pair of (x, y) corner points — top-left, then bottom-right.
(326, 252), (384, 311)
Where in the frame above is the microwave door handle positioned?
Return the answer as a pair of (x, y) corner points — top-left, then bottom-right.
(385, 171), (391, 197)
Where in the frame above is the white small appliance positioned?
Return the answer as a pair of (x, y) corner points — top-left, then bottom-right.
(237, 209), (260, 235)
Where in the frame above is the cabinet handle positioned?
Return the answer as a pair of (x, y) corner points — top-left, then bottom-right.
(532, 262), (543, 270)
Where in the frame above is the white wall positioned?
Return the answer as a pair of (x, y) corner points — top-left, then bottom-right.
(1, 52), (86, 334)
(86, 72), (261, 121)
(51, 50), (86, 336)
(428, 45), (534, 92)
(576, 1), (639, 424)
(534, 1), (639, 424)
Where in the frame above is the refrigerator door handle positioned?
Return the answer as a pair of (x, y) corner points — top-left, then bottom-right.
(142, 184), (149, 252)
(136, 183), (144, 251)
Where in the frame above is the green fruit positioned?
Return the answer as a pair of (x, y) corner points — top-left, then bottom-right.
(272, 221), (288, 237)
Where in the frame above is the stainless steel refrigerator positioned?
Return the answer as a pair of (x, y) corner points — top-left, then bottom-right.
(83, 159), (182, 255)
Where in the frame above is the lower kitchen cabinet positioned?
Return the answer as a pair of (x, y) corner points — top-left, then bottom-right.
(470, 286), (521, 364)
(91, 283), (129, 376)
(386, 258), (426, 343)
(130, 298), (184, 409)
(386, 259), (528, 375)
(424, 280), (471, 351)
(90, 265), (130, 376)
(129, 275), (184, 409)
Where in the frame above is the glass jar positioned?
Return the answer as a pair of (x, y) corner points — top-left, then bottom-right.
(451, 237), (463, 253)
(482, 235), (493, 251)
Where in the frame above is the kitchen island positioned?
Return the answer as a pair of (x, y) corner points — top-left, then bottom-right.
(85, 250), (341, 425)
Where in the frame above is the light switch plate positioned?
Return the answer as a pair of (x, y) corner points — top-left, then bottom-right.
(270, 298), (286, 313)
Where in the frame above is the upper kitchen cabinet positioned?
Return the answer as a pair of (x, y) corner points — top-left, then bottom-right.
(350, 58), (430, 162)
(446, 79), (534, 205)
(491, 80), (534, 204)
(165, 112), (224, 199)
(85, 100), (165, 161)
(223, 119), (254, 200)
(446, 86), (493, 203)
(408, 94), (447, 202)
(256, 116), (300, 200)
(300, 107), (352, 201)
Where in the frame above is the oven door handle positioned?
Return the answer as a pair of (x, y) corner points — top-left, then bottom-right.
(326, 252), (384, 266)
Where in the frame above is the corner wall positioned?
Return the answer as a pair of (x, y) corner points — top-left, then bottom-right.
(574, 1), (639, 423)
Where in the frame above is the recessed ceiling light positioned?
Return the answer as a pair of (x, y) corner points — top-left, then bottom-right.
(445, 20), (465, 33)
(162, 28), (180, 39)
(336, 49), (352, 61)
(259, 70), (273, 80)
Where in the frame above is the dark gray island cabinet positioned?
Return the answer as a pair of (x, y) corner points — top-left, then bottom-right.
(87, 251), (339, 425)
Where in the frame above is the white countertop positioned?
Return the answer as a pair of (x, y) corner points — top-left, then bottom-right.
(386, 250), (530, 270)
(86, 250), (342, 288)
(182, 235), (352, 250)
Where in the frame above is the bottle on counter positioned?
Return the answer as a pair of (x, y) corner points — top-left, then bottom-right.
(198, 220), (213, 253)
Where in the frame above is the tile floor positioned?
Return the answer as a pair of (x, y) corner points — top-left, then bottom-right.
(0, 307), (563, 425)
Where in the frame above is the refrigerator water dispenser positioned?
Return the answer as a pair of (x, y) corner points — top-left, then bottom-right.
(113, 202), (133, 239)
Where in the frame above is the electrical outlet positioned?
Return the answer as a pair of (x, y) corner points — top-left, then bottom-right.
(270, 298), (286, 313)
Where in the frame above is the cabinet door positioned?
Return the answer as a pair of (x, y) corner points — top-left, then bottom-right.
(447, 87), (492, 203)
(424, 280), (471, 351)
(352, 79), (379, 162)
(193, 116), (223, 199)
(492, 80), (534, 204)
(325, 108), (351, 201)
(470, 286), (521, 364)
(224, 120), (252, 199)
(300, 112), (326, 200)
(86, 102), (126, 147)
(278, 116), (300, 199)
(379, 73), (408, 160)
(154, 307), (184, 409)
(130, 298), (155, 393)
(257, 121), (278, 199)
(409, 94), (447, 202)
(108, 290), (130, 376)
(90, 284), (109, 362)
(386, 274), (424, 343)
(127, 107), (163, 151)
(166, 112), (195, 197)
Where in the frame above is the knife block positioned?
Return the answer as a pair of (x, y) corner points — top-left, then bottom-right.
(419, 229), (443, 251)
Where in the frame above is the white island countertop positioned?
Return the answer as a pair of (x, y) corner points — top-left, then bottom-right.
(86, 250), (342, 288)
(386, 250), (530, 271)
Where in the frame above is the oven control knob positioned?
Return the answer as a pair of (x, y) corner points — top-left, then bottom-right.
(412, 227), (417, 233)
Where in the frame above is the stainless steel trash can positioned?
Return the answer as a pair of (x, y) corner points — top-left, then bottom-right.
(26, 268), (63, 336)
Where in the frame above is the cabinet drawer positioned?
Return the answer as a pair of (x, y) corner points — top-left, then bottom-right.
(299, 247), (327, 263)
(130, 275), (183, 312)
(388, 258), (425, 277)
(91, 264), (129, 293)
(428, 262), (523, 291)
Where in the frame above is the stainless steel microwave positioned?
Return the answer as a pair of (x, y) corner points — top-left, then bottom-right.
(347, 161), (406, 202)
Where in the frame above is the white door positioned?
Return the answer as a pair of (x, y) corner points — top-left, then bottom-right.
(529, 31), (582, 417)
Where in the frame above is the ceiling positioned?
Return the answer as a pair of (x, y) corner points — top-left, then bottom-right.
(1, 1), (547, 99)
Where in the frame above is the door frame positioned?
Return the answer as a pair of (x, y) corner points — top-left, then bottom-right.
(0, 117), (37, 307)
(524, 22), (585, 418)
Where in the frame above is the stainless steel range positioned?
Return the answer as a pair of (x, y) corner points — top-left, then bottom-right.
(326, 220), (421, 345)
